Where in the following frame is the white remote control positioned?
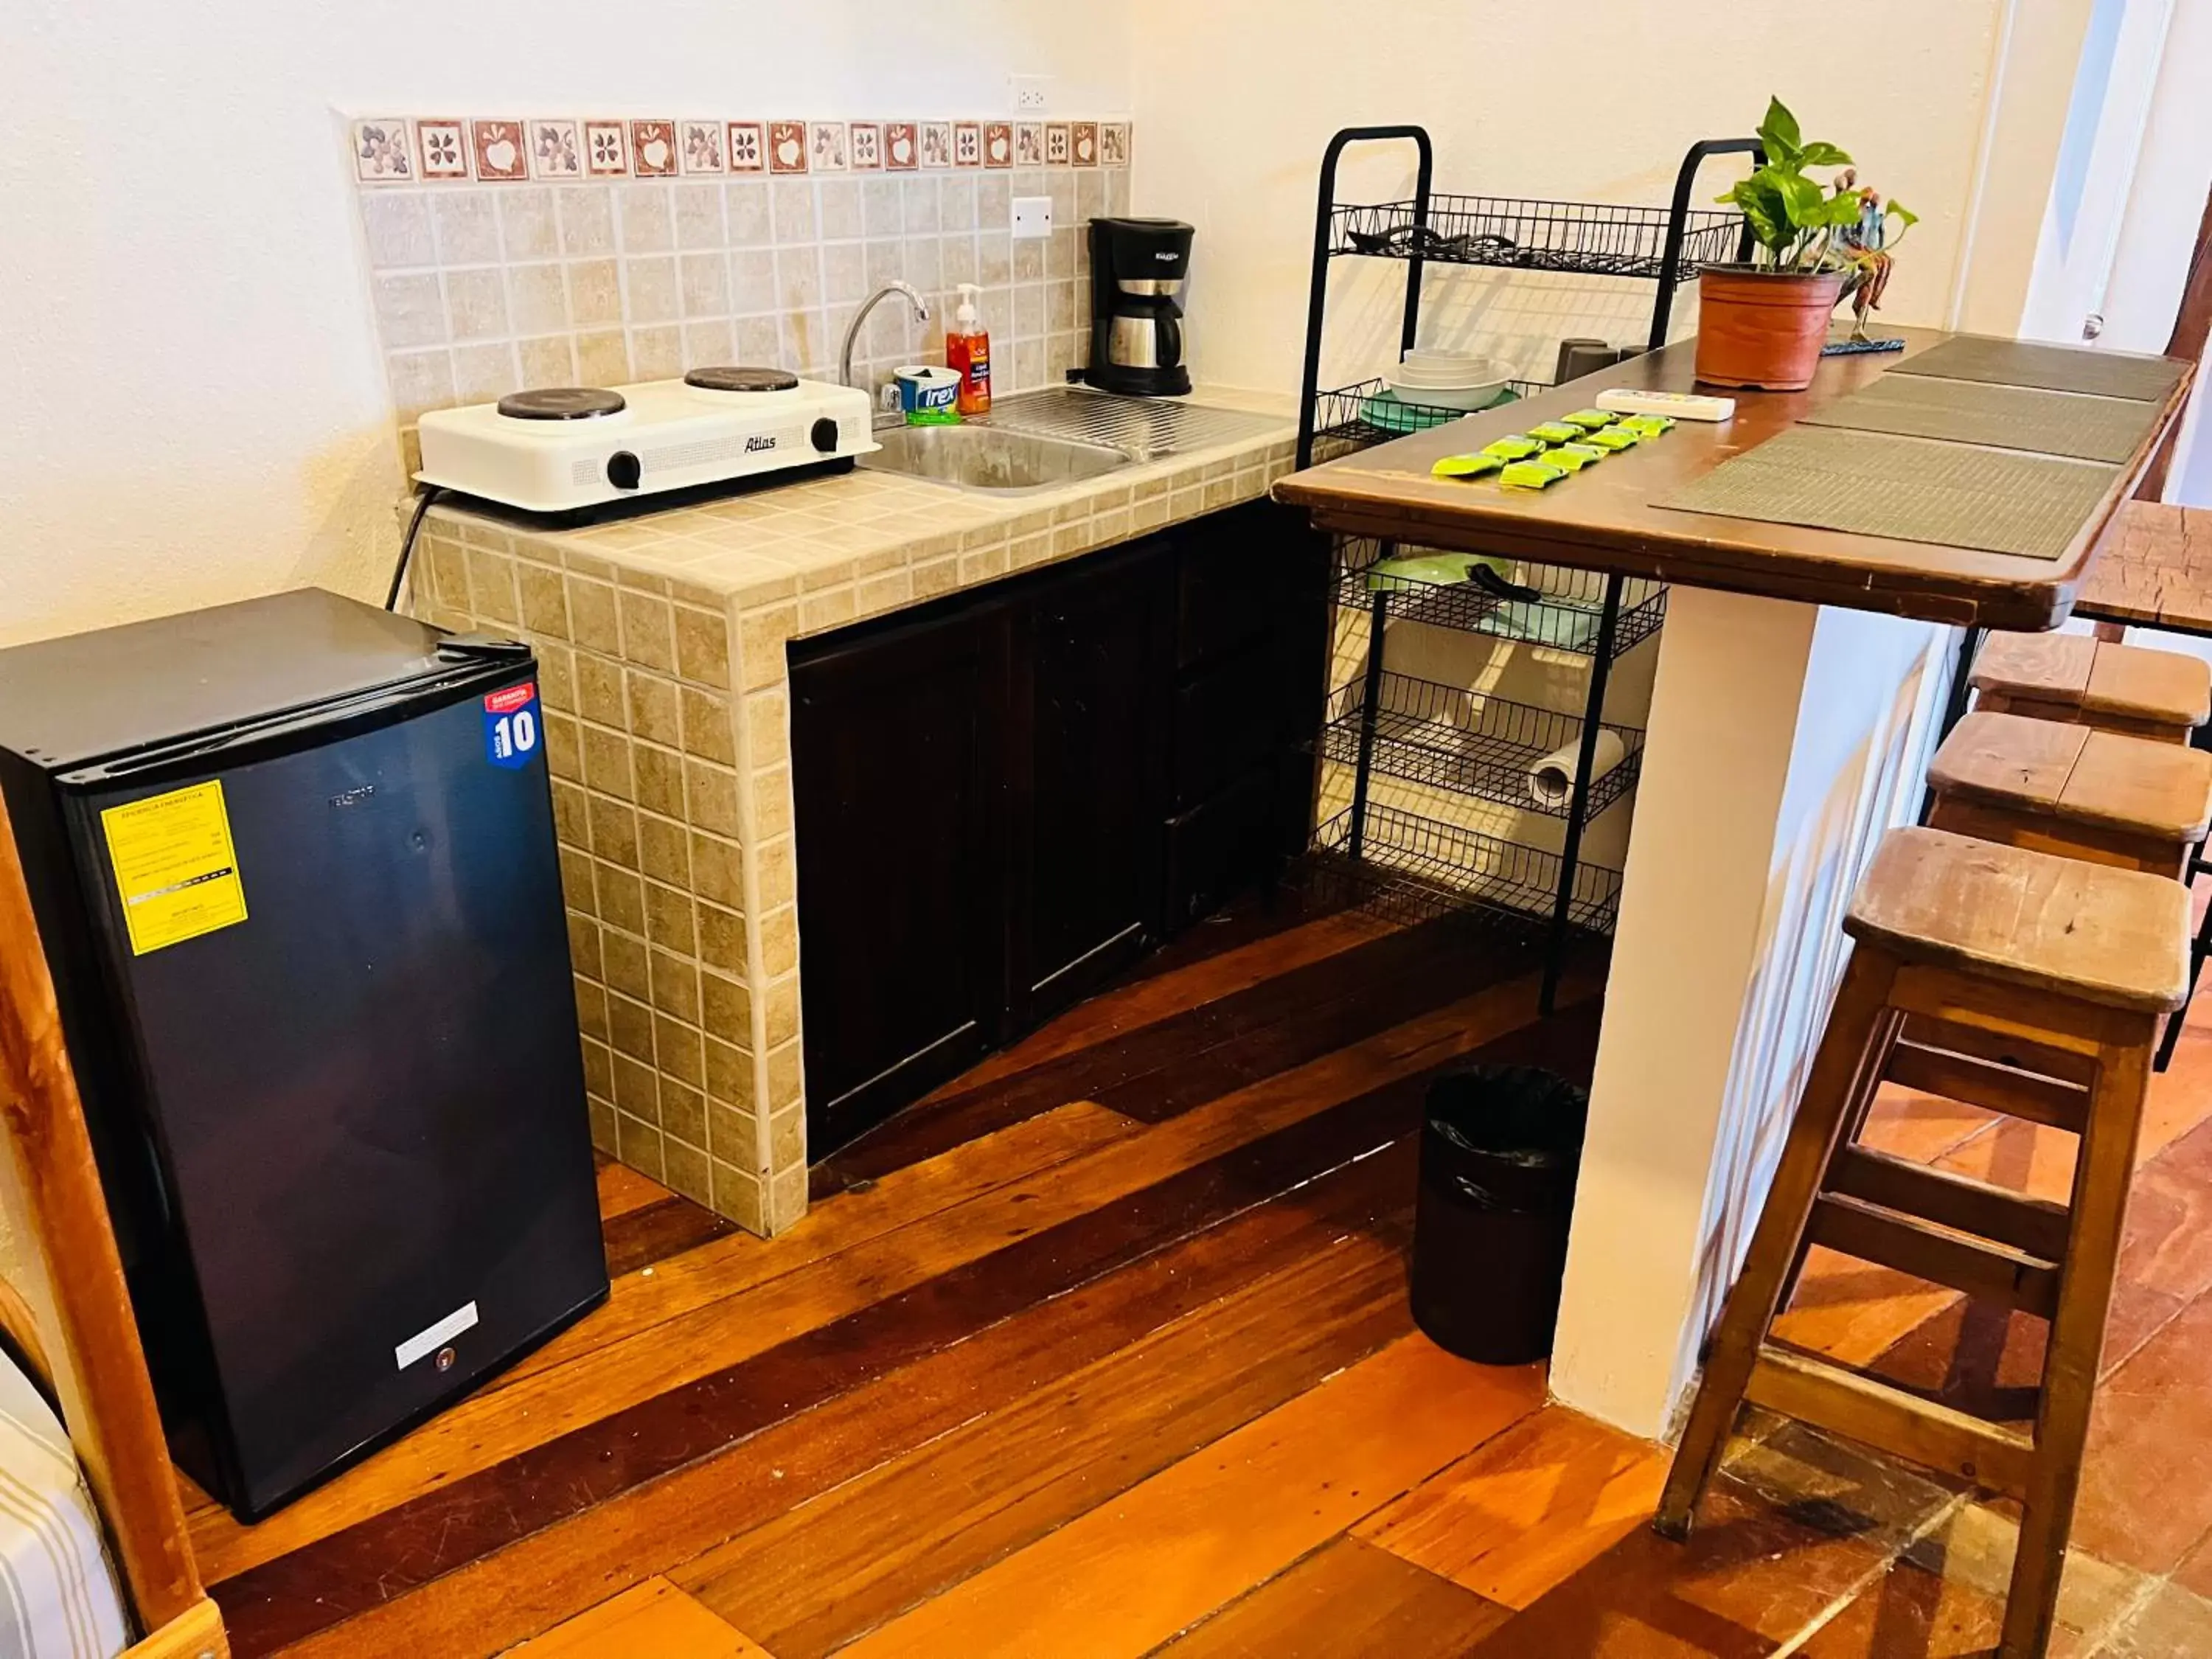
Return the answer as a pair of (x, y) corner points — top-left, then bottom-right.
(1595, 388), (1736, 422)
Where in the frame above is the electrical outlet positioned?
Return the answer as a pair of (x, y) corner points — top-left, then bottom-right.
(1009, 75), (1051, 116)
(1012, 196), (1053, 240)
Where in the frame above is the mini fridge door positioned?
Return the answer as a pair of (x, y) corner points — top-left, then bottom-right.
(64, 666), (606, 1518)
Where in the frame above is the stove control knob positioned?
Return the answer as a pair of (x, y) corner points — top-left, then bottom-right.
(606, 451), (641, 490)
(810, 417), (841, 453)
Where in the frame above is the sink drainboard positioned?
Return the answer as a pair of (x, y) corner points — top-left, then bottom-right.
(975, 388), (1284, 459)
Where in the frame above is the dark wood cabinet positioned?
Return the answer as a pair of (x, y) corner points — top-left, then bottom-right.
(789, 597), (1011, 1152)
(1010, 537), (1176, 1027)
(1164, 501), (1332, 926)
(791, 500), (1325, 1157)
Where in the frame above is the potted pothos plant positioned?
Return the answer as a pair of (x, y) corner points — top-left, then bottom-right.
(1697, 97), (1916, 391)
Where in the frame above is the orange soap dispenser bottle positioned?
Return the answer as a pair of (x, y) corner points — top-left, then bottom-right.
(947, 282), (992, 416)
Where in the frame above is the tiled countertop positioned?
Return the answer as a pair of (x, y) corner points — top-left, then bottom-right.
(425, 384), (1295, 633)
(409, 387), (1297, 1236)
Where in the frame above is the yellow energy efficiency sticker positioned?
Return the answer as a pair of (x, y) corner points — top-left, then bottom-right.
(100, 780), (248, 956)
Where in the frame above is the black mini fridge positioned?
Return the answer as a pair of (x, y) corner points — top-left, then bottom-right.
(0, 588), (608, 1520)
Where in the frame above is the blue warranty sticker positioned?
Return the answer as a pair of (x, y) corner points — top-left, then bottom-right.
(483, 681), (542, 770)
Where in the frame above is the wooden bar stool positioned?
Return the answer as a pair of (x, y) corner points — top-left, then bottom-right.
(1969, 630), (2211, 743)
(1655, 827), (2190, 1659)
(1927, 709), (2212, 880)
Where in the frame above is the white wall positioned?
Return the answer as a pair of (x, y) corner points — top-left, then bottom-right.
(0, 2), (1132, 649)
(1551, 594), (1951, 1437)
(2106, 0), (2212, 501)
(1129, 0), (2009, 394)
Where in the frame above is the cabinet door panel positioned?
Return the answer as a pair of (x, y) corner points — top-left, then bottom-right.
(1164, 764), (1282, 931)
(790, 602), (1009, 1154)
(1176, 500), (1284, 671)
(1163, 504), (1332, 931)
(1015, 538), (1175, 1023)
(1173, 639), (1295, 811)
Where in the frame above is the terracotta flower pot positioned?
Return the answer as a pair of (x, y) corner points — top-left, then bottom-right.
(1694, 266), (1843, 392)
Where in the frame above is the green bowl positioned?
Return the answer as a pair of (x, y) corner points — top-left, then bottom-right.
(1359, 385), (1517, 434)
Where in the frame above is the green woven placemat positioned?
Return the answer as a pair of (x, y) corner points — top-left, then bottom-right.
(1891, 335), (2182, 403)
(1655, 425), (2118, 560)
(1801, 372), (2160, 464)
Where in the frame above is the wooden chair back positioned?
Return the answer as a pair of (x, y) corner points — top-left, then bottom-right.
(0, 786), (226, 1657)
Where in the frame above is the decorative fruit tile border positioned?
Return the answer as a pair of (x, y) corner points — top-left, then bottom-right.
(681, 120), (726, 175)
(585, 120), (628, 175)
(352, 115), (1130, 184)
(530, 118), (583, 179)
(728, 121), (764, 172)
(632, 119), (678, 177)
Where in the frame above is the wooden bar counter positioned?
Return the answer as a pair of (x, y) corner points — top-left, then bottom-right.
(1269, 326), (2193, 1441)
(1275, 327), (2191, 630)
(2077, 500), (2212, 639)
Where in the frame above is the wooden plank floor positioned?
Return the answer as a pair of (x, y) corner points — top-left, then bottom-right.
(193, 883), (2212, 1656)
(189, 896), (1601, 1655)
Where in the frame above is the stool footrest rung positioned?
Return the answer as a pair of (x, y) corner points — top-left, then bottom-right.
(1809, 1193), (2061, 1318)
(1885, 1037), (2090, 1131)
(1744, 1344), (2035, 1498)
(1828, 1146), (2073, 1262)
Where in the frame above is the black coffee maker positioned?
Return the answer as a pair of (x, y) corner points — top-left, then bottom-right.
(1082, 217), (1194, 397)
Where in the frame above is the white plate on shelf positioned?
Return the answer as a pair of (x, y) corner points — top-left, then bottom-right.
(1400, 347), (1504, 369)
(1384, 373), (1511, 410)
(1396, 349), (1509, 377)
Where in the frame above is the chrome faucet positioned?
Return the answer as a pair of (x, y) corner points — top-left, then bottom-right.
(840, 282), (930, 420)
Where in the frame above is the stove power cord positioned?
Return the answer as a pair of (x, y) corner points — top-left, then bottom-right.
(383, 486), (445, 613)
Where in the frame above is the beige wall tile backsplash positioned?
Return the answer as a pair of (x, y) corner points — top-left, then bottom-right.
(355, 164), (1130, 467)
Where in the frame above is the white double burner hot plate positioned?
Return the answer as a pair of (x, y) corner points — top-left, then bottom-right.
(416, 366), (877, 512)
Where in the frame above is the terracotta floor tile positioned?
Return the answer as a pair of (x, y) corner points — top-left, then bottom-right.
(1933, 1116), (2079, 1206)
(1722, 1421), (1960, 1554)
(1902, 1500), (2152, 1644)
(2070, 1290), (2212, 1574)
(1354, 1405), (1668, 1610)
(2137, 1043), (2212, 1173)
(1864, 1278), (2185, 1426)
(2118, 1118), (2212, 1307)
(2165, 1511), (2212, 1600)
(1776, 1248), (1963, 1370)
(1465, 1474), (1889, 1657)
(1860, 1086), (2001, 1166)
(1798, 1559), (2095, 1658)
(2101, 1577), (2212, 1656)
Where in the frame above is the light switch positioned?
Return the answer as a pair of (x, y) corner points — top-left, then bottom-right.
(1012, 196), (1053, 240)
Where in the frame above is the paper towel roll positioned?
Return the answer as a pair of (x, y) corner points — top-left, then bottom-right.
(1528, 729), (1626, 808)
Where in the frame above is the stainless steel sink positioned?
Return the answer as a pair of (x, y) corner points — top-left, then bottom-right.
(858, 424), (1132, 494)
(857, 389), (1286, 494)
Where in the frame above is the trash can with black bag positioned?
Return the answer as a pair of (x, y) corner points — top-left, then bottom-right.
(1410, 1064), (1590, 1365)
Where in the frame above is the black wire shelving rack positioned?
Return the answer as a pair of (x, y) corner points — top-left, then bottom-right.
(1318, 671), (1647, 823)
(1334, 539), (1669, 657)
(1327, 195), (1745, 280)
(1309, 377), (1551, 464)
(1309, 803), (1625, 937)
(1293, 126), (1759, 1010)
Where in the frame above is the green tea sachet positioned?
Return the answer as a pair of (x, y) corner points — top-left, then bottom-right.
(1582, 425), (1640, 451)
(1498, 459), (1568, 490)
(1564, 409), (1613, 430)
(1481, 434), (1546, 462)
(1526, 422), (1582, 445)
(1430, 453), (1503, 480)
(1620, 414), (1675, 438)
(1556, 442), (1606, 465)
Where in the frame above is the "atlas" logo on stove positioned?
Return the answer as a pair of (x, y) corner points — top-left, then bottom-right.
(744, 434), (777, 453)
